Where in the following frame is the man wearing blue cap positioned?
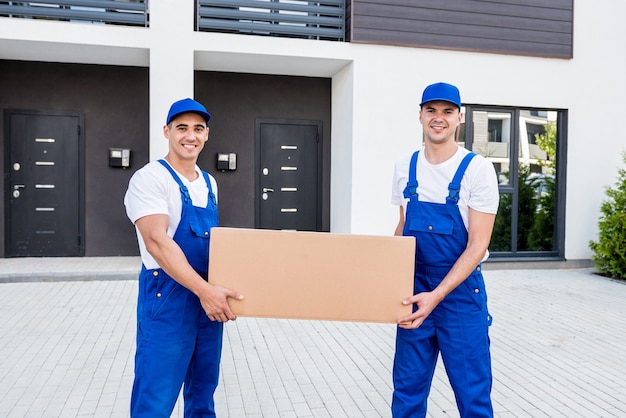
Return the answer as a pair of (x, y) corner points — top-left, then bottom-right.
(124, 98), (244, 417)
(390, 83), (499, 417)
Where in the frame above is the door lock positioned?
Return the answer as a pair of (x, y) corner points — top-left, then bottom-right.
(12, 185), (25, 199)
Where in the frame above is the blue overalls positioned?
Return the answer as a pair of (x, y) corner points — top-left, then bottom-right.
(392, 151), (494, 418)
(131, 160), (222, 418)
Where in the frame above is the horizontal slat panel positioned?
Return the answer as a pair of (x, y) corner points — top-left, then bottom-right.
(0, 1), (147, 26)
(199, 7), (343, 26)
(355, 4), (571, 33)
(350, 0), (573, 58)
(461, 0), (571, 9)
(356, 16), (571, 45)
(199, 17), (343, 38)
(356, 0), (572, 19)
(0, 5), (145, 24)
(6, 0), (145, 12)
(200, 0), (344, 16)
(198, 0), (345, 41)
(352, 27), (571, 57)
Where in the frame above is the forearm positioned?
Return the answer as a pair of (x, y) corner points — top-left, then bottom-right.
(394, 206), (405, 236)
(431, 241), (487, 302)
(146, 235), (241, 321)
(145, 237), (210, 297)
(433, 209), (494, 301)
(135, 214), (240, 322)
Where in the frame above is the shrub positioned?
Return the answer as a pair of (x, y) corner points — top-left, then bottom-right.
(589, 152), (626, 280)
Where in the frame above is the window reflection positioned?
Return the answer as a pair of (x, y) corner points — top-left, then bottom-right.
(518, 110), (557, 252)
(460, 109), (513, 186)
(519, 110), (557, 172)
(490, 193), (513, 252)
(460, 106), (560, 255)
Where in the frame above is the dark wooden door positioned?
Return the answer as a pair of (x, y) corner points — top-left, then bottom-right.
(4, 110), (84, 256)
(256, 119), (322, 231)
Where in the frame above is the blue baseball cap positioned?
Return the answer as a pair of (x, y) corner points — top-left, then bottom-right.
(420, 82), (461, 109)
(166, 98), (212, 125)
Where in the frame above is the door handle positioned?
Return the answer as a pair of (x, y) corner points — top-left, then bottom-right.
(262, 188), (274, 193)
(13, 184), (25, 190)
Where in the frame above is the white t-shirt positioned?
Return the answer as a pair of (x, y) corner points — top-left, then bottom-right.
(124, 160), (218, 269)
(391, 146), (499, 231)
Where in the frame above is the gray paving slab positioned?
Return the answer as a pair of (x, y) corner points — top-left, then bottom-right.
(0, 257), (141, 283)
(0, 260), (625, 417)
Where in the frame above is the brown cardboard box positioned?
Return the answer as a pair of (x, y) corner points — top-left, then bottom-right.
(207, 227), (415, 323)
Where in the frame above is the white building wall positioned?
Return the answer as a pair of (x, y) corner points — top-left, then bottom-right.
(329, 63), (354, 234)
(2, 1), (626, 261)
(562, 0), (626, 260)
(148, 0), (196, 160)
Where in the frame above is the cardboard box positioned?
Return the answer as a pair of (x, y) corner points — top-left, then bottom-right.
(208, 227), (415, 323)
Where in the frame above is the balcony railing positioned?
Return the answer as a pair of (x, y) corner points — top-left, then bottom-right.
(197, 0), (345, 41)
(0, 1), (346, 39)
(0, 0), (148, 26)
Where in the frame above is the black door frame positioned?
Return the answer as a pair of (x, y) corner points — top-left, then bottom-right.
(254, 118), (323, 231)
(3, 108), (86, 257)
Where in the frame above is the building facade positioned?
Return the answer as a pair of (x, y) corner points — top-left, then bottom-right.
(1, 1), (624, 265)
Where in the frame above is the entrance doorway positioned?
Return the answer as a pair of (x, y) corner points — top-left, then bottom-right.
(256, 119), (322, 231)
(4, 110), (84, 257)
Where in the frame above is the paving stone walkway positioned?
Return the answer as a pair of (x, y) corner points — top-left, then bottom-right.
(0, 261), (624, 417)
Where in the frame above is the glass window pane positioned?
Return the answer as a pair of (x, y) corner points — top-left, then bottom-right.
(517, 166), (556, 251)
(466, 110), (513, 186)
(490, 193), (513, 252)
(516, 110), (557, 252)
(464, 105), (561, 257)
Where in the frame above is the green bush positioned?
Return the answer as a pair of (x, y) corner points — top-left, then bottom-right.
(589, 152), (626, 280)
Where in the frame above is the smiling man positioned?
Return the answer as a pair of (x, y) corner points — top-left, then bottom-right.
(390, 83), (500, 417)
(124, 98), (243, 417)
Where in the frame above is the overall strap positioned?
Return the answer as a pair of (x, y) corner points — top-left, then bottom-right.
(158, 159), (191, 203)
(403, 151), (420, 199)
(200, 170), (217, 207)
(446, 152), (476, 204)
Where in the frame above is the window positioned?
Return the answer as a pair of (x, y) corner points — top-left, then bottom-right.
(459, 105), (566, 259)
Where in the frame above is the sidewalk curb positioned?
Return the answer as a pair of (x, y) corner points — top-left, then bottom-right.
(0, 271), (139, 283)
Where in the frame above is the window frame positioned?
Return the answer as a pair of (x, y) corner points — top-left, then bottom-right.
(463, 105), (567, 261)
